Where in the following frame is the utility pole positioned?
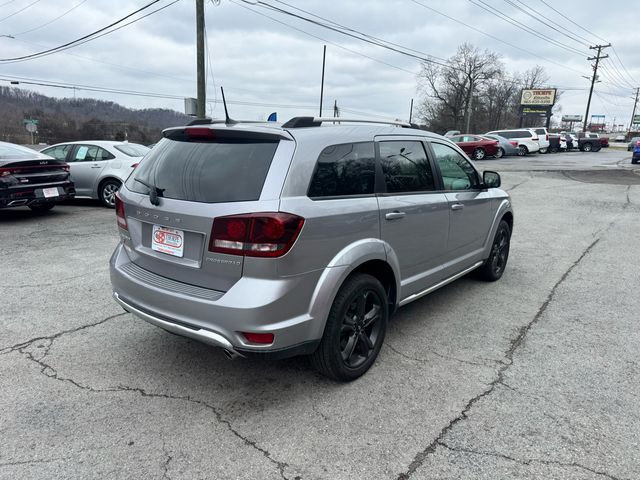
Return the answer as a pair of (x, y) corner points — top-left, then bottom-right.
(195, 0), (206, 119)
(629, 87), (639, 133)
(583, 44), (610, 132)
(319, 45), (326, 116)
(409, 98), (414, 123)
(465, 78), (474, 133)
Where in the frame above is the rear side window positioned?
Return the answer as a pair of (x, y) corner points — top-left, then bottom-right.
(379, 140), (435, 193)
(114, 144), (150, 157)
(535, 128), (546, 135)
(307, 142), (375, 198)
(42, 144), (71, 160)
(126, 138), (279, 203)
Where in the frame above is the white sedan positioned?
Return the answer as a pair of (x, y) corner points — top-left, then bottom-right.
(41, 141), (149, 207)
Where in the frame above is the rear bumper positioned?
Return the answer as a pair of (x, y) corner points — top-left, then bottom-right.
(109, 243), (330, 358)
(0, 181), (75, 208)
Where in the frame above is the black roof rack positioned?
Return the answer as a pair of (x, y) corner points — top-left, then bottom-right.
(282, 116), (413, 128)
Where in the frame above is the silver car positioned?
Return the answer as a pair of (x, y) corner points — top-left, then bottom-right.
(41, 141), (150, 207)
(109, 118), (513, 381)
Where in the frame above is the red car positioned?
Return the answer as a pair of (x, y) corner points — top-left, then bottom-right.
(448, 134), (499, 160)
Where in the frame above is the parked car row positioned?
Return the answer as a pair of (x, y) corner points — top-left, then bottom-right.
(446, 128), (607, 159)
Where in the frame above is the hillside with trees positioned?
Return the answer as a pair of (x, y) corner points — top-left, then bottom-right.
(0, 87), (190, 145)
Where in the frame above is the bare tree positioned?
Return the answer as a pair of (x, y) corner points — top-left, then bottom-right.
(417, 43), (502, 133)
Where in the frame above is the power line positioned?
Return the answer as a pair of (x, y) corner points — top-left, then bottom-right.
(10, 0), (90, 36)
(407, 0), (585, 76)
(229, 0), (417, 76)
(0, 0), (175, 63)
(468, 0), (587, 57)
(237, 0), (449, 67)
(537, 0), (608, 44)
(505, 0), (590, 48)
(0, 0), (43, 24)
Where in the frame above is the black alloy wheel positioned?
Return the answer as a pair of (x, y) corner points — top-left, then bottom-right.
(311, 273), (388, 381)
(477, 220), (511, 282)
(582, 142), (593, 152)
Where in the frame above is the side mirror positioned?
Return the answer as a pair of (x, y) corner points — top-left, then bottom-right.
(483, 171), (501, 188)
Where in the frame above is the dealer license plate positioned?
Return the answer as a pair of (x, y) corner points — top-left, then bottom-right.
(151, 225), (184, 258)
(42, 187), (60, 198)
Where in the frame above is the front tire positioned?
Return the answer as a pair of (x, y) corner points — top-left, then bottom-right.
(310, 273), (388, 381)
(581, 142), (593, 152)
(28, 203), (55, 212)
(540, 148), (548, 154)
(476, 220), (511, 282)
(473, 148), (486, 160)
(99, 179), (121, 208)
(517, 145), (528, 156)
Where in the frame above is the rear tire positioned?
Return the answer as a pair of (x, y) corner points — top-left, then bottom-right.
(540, 148), (548, 154)
(517, 145), (528, 156)
(473, 148), (486, 160)
(28, 203), (55, 212)
(495, 147), (504, 159)
(581, 142), (593, 152)
(99, 179), (121, 208)
(310, 273), (388, 381)
(476, 220), (511, 282)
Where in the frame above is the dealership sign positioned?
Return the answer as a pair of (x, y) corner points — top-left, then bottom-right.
(562, 115), (582, 122)
(520, 89), (557, 106)
(520, 106), (552, 116)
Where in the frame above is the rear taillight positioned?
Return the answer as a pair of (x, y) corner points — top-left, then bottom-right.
(510, 141), (518, 147)
(636, 141), (640, 147)
(115, 192), (128, 230)
(0, 167), (17, 177)
(62, 163), (70, 172)
(209, 212), (304, 258)
(546, 134), (549, 141)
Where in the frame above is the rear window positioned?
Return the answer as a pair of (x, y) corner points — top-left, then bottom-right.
(125, 138), (279, 203)
(114, 143), (150, 157)
(534, 128), (546, 135)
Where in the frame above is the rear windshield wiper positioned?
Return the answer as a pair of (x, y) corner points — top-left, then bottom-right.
(134, 177), (165, 206)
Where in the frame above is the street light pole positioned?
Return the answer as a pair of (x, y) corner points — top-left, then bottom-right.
(195, 0), (206, 119)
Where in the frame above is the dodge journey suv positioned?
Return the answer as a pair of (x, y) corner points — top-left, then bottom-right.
(110, 117), (513, 381)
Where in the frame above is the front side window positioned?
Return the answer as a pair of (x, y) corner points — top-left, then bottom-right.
(380, 140), (435, 193)
(431, 143), (478, 191)
(307, 142), (375, 198)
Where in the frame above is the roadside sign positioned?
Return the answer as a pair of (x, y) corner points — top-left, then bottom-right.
(520, 106), (551, 116)
(633, 115), (640, 124)
(23, 118), (38, 125)
(25, 123), (37, 133)
(562, 115), (582, 122)
(520, 89), (557, 106)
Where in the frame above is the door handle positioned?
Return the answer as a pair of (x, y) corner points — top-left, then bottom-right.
(451, 203), (465, 211)
(385, 211), (406, 220)
(91, 164), (102, 169)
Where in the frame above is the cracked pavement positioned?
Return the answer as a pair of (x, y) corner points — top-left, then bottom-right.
(1, 151), (639, 479)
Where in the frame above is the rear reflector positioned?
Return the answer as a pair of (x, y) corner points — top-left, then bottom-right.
(185, 127), (215, 140)
(241, 332), (275, 344)
(115, 192), (128, 230)
(209, 212), (304, 258)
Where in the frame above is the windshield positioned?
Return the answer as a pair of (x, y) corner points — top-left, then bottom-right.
(125, 138), (279, 203)
(114, 143), (150, 157)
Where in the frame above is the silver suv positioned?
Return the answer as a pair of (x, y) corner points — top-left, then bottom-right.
(109, 117), (513, 381)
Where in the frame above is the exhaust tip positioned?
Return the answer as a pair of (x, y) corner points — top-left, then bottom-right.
(223, 349), (237, 360)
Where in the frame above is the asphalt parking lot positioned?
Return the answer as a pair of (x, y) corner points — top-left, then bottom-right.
(2, 149), (639, 479)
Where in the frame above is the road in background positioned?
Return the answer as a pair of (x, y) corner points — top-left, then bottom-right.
(1, 154), (639, 479)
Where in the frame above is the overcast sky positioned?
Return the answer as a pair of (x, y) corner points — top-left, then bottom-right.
(0, 0), (638, 129)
